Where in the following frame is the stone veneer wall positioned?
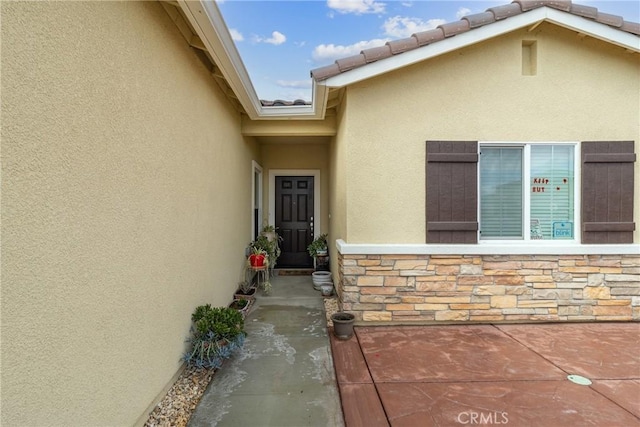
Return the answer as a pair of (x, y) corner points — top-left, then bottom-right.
(337, 253), (640, 323)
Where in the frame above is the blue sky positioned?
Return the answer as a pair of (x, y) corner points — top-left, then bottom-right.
(217, 0), (640, 101)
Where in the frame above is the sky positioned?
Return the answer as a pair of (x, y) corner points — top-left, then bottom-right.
(217, 0), (640, 101)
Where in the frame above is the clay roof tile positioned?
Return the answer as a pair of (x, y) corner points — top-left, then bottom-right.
(310, 63), (341, 81)
(620, 21), (640, 35)
(361, 45), (393, 63)
(335, 54), (367, 72)
(413, 28), (445, 46)
(545, 1), (572, 12)
(515, 1), (548, 12)
(569, 4), (598, 19)
(387, 37), (419, 54)
(488, 3), (523, 20)
(462, 11), (496, 29)
(437, 20), (471, 37)
(595, 11), (624, 28)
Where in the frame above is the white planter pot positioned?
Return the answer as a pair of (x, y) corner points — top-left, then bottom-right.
(314, 281), (332, 291)
(312, 271), (331, 281)
(320, 284), (333, 296)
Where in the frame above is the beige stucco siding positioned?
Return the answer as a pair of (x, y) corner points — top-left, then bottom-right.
(341, 23), (640, 243)
(329, 102), (349, 273)
(1, 2), (257, 425)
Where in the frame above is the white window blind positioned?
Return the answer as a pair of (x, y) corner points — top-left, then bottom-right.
(530, 145), (574, 240)
(480, 147), (523, 238)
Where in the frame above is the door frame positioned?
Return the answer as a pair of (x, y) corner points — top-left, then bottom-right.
(251, 161), (263, 241)
(268, 169), (321, 239)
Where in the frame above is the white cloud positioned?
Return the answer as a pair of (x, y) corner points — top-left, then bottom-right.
(327, 0), (386, 15)
(456, 7), (472, 19)
(382, 16), (446, 38)
(276, 79), (313, 89)
(229, 28), (244, 42)
(312, 38), (390, 63)
(255, 31), (287, 45)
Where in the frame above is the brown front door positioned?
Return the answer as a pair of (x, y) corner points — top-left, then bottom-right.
(275, 176), (314, 268)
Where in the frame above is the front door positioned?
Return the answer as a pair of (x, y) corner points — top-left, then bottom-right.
(275, 176), (314, 268)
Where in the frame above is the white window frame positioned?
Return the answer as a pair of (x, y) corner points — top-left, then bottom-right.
(251, 161), (263, 241)
(478, 141), (581, 245)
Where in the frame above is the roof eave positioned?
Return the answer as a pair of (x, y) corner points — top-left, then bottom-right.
(179, 0), (328, 120)
(322, 7), (640, 89)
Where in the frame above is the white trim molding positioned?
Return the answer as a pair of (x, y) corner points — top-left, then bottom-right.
(336, 239), (640, 256)
(178, 0), (328, 120)
(251, 161), (263, 241)
(268, 170), (321, 238)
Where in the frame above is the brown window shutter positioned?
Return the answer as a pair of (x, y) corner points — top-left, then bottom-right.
(582, 141), (636, 244)
(426, 141), (478, 243)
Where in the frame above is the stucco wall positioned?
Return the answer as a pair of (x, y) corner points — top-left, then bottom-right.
(1, 2), (257, 425)
(329, 102), (349, 274)
(342, 23), (640, 244)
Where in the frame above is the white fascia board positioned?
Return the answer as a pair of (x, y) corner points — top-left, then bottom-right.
(546, 8), (640, 52)
(179, 1), (328, 120)
(335, 239), (640, 256)
(324, 7), (639, 89)
(179, 1), (261, 117)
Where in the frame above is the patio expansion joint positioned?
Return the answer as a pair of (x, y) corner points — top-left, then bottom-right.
(489, 323), (576, 377)
(355, 329), (392, 424)
(588, 381), (640, 421)
(329, 328), (391, 426)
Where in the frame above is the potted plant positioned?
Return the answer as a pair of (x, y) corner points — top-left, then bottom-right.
(248, 246), (267, 268)
(183, 304), (246, 368)
(229, 298), (252, 319)
(307, 233), (329, 257)
(331, 312), (355, 340)
(249, 234), (280, 270)
(320, 283), (333, 297)
(261, 224), (279, 243)
(234, 280), (257, 300)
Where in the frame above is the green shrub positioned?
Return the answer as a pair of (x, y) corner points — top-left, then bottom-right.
(183, 304), (246, 368)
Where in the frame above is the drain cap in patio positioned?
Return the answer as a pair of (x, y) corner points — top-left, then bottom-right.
(567, 374), (592, 385)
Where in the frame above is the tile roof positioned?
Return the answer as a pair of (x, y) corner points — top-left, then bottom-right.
(310, 0), (640, 82)
(260, 99), (311, 107)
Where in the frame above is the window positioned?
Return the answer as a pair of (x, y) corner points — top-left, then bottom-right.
(480, 143), (576, 241)
(426, 140), (634, 245)
(479, 144), (576, 240)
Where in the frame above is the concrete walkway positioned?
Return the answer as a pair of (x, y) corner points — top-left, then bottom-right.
(188, 273), (344, 427)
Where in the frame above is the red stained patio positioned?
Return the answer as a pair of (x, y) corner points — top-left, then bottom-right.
(330, 323), (640, 426)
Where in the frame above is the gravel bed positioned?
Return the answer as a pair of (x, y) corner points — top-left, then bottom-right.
(324, 295), (339, 327)
(144, 366), (215, 427)
(144, 295), (340, 426)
